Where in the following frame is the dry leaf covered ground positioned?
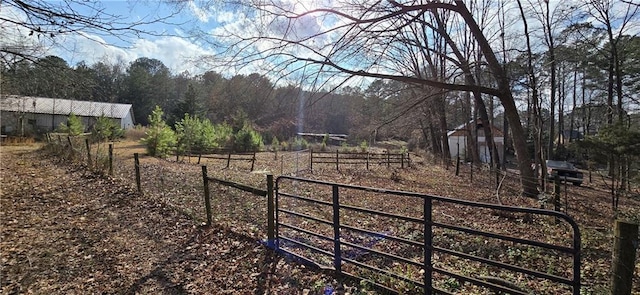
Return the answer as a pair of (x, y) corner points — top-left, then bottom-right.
(0, 145), (342, 294)
(2, 140), (639, 294)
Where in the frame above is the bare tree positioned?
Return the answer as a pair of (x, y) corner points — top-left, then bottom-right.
(208, 0), (538, 196)
(582, 0), (639, 124)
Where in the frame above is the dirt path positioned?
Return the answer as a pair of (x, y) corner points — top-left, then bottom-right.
(0, 146), (339, 294)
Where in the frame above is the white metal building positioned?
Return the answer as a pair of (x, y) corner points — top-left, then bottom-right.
(447, 119), (504, 163)
(1, 95), (135, 135)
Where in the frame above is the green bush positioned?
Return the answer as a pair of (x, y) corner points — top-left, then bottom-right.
(142, 106), (176, 158)
(280, 140), (289, 151)
(233, 123), (263, 152)
(271, 137), (280, 151)
(213, 123), (233, 149)
(175, 114), (233, 154)
(360, 140), (369, 152)
(291, 137), (309, 151)
(91, 115), (124, 142)
(58, 113), (85, 136)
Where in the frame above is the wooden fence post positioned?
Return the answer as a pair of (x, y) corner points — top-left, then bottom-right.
(251, 152), (256, 171)
(455, 154), (460, 176)
(553, 175), (561, 224)
(266, 174), (275, 248)
(295, 151), (299, 174)
(227, 153), (231, 168)
(85, 138), (91, 166)
(401, 153), (404, 168)
(134, 153), (141, 194)
(108, 143), (113, 176)
(553, 175), (561, 212)
(564, 175), (568, 214)
(366, 152), (370, 170)
(309, 149), (313, 173)
(611, 220), (638, 295)
(386, 150), (390, 168)
(336, 150), (339, 171)
(202, 165), (212, 226)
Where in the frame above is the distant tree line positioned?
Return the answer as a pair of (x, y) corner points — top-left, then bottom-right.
(2, 48), (639, 157)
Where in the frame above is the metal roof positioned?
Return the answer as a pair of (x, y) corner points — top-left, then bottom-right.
(0, 95), (133, 119)
(447, 118), (504, 137)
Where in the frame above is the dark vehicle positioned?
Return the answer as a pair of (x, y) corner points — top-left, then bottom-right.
(546, 160), (583, 186)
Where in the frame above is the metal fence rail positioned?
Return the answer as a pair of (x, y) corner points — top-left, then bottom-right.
(310, 149), (410, 171)
(274, 176), (581, 295)
(197, 152), (257, 171)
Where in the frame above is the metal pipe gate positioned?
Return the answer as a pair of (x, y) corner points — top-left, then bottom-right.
(274, 176), (580, 294)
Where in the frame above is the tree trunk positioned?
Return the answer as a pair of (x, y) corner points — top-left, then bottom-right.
(457, 2), (536, 196)
(569, 68), (577, 143)
(435, 90), (451, 162)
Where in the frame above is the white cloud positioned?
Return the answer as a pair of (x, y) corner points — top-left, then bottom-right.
(56, 33), (216, 75)
(0, 5), (51, 58)
(188, 1), (213, 23)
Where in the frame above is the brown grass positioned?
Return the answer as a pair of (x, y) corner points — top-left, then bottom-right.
(2, 140), (639, 294)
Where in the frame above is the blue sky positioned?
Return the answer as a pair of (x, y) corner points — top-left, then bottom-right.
(54, 0), (219, 74)
(2, 0), (638, 89)
(0, 0), (224, 74)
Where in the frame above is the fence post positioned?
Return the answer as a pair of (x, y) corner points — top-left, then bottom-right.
(336, 150), (339, 171)
(387, 150), (390, 168)
(309, 148), (313, 173)
(553, 175), (561, 224)
(470, 160), (474, 183)
(134, 153), (141, 194)
(251, 152), (256, 171)
(85, 138), (91, 166)
(423, 197), (433, 295)
(564, 175), (568, 214)
(553, 175), (560, 211)
(455, 154), (460, 176)
(202, 165), (212, 226)
(227, 153), (231, 168)
(266, 174), (275, 248)
(332, 185), (342, 274)
(366, 152), (370, 170)
(611, 220), (638, 295)
(108, 143), (113, 176)
(401, 152), (404, 168)
(280, 155), (284, 175)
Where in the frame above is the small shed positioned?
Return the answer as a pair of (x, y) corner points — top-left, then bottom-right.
(1, 95), (135, 135)
(297, 132), (348, 145)
(447, 119), (504, 163)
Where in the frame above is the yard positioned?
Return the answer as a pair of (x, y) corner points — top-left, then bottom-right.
(1, 139), (639, 294)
